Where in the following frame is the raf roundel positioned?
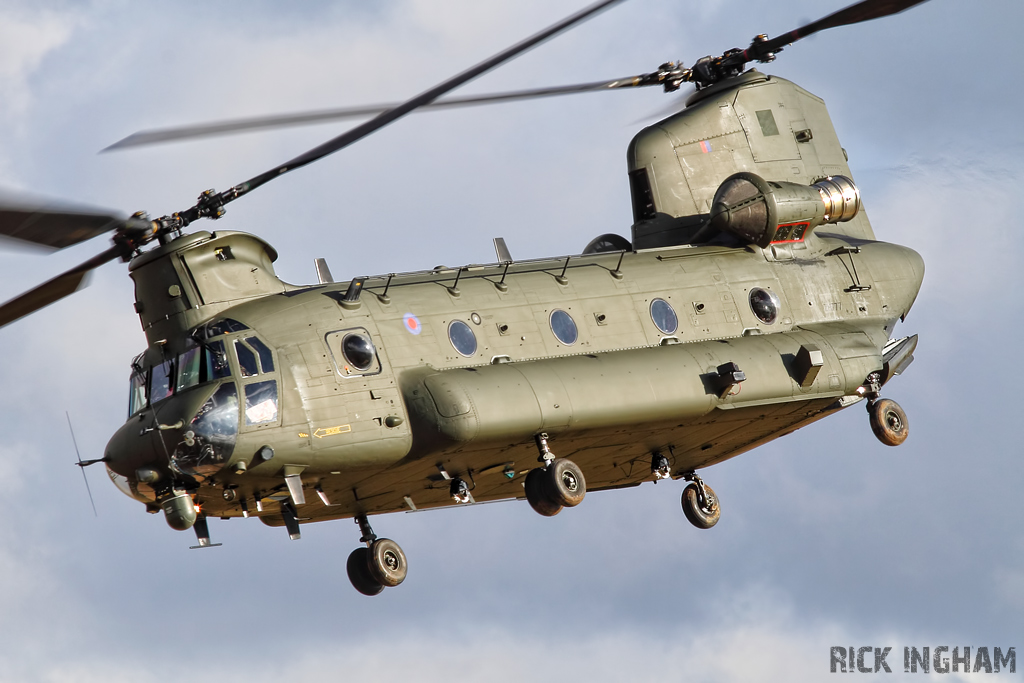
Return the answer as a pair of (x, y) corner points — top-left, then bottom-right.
(403, 313), (422, 336)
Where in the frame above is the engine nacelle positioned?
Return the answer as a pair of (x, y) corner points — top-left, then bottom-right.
(709, 172), (860, 248)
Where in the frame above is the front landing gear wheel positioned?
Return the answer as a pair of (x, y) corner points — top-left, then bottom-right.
(368, 538), (407, 587)
(347, 547), (384, 596)
(869, 398), (909, 446)
(543, 458), (586, 507)
(525, 468), (562, 517)
(681, 483), (721, 529)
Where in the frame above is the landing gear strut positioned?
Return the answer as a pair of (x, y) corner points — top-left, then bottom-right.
(680, 471), (720, 529)
(524, 433), (587, 517)
(346, 514), (408, 596)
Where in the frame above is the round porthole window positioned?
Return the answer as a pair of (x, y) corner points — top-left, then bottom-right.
(448, 320), (478, 357)
(342, 333), (376, 371)
(549, 309), (578, 345)
(650, 298), (678, 334)
(749, 288), (781, 325)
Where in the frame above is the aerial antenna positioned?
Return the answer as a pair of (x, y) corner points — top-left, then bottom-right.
(66, 412), (98, 517)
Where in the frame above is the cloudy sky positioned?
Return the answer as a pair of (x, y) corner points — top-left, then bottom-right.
(0, 0), (1020, 680)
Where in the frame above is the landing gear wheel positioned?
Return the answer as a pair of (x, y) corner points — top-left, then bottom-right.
(543, 458), (586, 507)
(869, 398), (909, 446)
(525, 468), (562, 517)
(367, 538), (407, 587)
(346, 547), (384, 596)
(681, 483), (721, 529)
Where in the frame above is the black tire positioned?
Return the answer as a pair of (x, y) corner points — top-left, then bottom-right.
(869, 398), (909, 446)
(346, 547), (384, 596)
(543, 458), (586, 507)
(681, 482), (721, 529)
(367, 538), (407, 587)
(525, 468), (561, 517)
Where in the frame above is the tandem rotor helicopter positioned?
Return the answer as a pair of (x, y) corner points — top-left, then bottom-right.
(0, 0), (928, 595)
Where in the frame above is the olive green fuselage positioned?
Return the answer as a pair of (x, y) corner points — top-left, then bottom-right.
(103, 72), (925, 531)
(105, 227), (923, 527)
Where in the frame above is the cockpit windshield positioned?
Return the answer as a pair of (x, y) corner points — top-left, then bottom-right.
(151, 358), (174, 405)
(127, 339), (236, 417)
(176, 347), (201, 391)
(203, 340), (232, 381)
(128, 371), (146, 417)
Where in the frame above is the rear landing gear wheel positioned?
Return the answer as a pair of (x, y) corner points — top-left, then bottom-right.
(524, 436), (587, 517)
(869, 398), (909, 446)
(368, 538), (407, 587)
(543, 458), (586, 507)
(681, 482), (720, 529)
(525, 468), (562, 517)
(347, 547), (384, 596)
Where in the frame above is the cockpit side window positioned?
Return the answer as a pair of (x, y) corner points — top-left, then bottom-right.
(235, 340), (259, 377)
(244, 337), (275, 373)
(176, 347), (201, 392)
(150, 358), (175, 404)
(244, 380), (278, 425)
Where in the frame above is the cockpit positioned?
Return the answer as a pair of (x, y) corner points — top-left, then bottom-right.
(127, 318), (277, 420)
(125, 317), (280, 480)
(127, 339), (230, 417)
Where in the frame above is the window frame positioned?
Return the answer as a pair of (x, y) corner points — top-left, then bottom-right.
(649, 298), (679, 335)
(325, 327), (382, 379)
(447, 319), (478, 357)
(748, 287), (781, 325)
(548, 309), (579, 346)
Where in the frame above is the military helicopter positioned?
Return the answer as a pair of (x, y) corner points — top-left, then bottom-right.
(0, 0), (927, 596)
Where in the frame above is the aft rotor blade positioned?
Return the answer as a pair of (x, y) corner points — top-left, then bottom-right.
(103, 78), (640, 151)
(755, 0), (931, 56)
(0, 204), (126, 250)
(176, 0), (626, 222)
(0, 244), (123, 329)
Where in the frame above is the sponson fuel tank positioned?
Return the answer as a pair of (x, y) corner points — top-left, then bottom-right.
(405, 325), (885, 446)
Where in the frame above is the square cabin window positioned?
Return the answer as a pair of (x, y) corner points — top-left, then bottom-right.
(244, 380), (278, 426)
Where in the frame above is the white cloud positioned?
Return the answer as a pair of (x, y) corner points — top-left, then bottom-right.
(11, 585), (983, 683)
(991, 564), (1024, 611)
(0, 8), (76, 122)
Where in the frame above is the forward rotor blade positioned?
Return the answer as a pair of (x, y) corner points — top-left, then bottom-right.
(0, 244), (123, 329)
(67, 412), (98, 517)
(175, 0), (626, 222)
(757, 0), (930, 55)
(0, 204), (125, 250)
(103, 78), (642, 151)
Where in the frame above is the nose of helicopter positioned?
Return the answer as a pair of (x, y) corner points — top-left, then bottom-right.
(104, 382), (238, 483)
